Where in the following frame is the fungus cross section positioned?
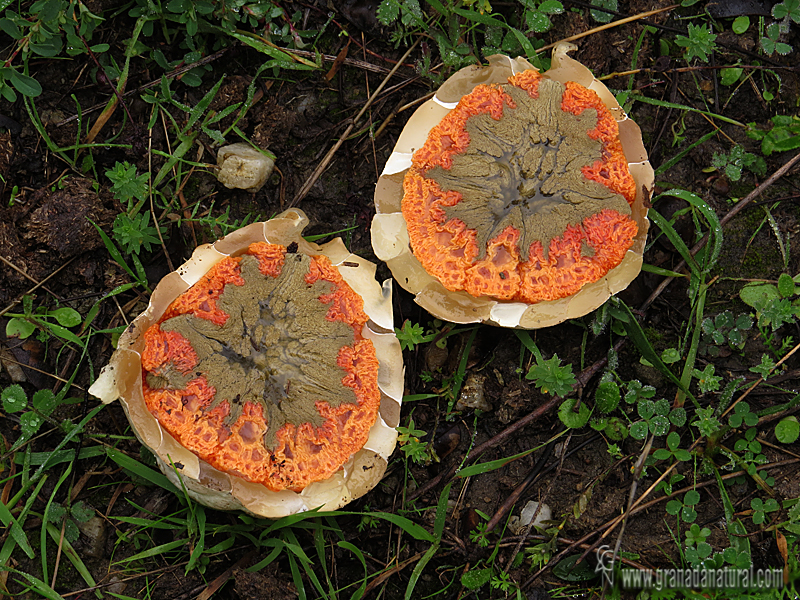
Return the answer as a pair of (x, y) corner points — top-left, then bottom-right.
(140, 243), (381, 492)
(402, 70), (639, 303)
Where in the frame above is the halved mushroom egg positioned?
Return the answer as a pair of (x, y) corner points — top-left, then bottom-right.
(90, 209), (403, 518)
(372, 43), (654, 328)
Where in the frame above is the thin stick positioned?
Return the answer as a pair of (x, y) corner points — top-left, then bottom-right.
(290, 39), (420, 206)
(0, 257), (76, 318)
(56, 49), (229, 127)
(536, 5), (680, 53)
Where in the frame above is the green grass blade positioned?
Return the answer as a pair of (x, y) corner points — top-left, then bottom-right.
(448, 327), (479, 414)
(287, 552), (306, 600)
(113, 515), (189, 529)
(641, 263), (688, 278)
(658, 189), (723, 272)
(186, 504), (206, 574)
(714, 468), (751, 558)
(632, 94), (745, 127)
(515, 330), (543, 362)
(655, 130), (717, 176)
(105, 447), (180, 494)
(339, 541), (368, 600)
(612, 300), (697, 406)
(14, 446), (105, 467)
(457, 445), (540, 478)
(83, 282), (139, 330)
(247, 541), (284, 572)
(45, 523), (102, 598)
(228, 31), (318, 70)
(405, 483), (451, 600)
(3, 568), (65, 600)
(42, 469), (70, 584)
(187, 76), (224, 129)
(647, 208), (700, 278)
(88, 219), (149, 291)
(363, 512), (435, 542)
(677, 282), (706, 410)
(115, 538), (189, 563)
(0, 494), (34, 559)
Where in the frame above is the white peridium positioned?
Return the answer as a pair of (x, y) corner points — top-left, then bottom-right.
(508, 500), (552, 534)
(371, 44), (654, 329)
(89, 209), (403, 518)
(216, 143), (275, 191)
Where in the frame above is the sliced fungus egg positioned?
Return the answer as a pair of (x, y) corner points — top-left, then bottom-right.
(372, 44), (654, 328)
(89, 209), (403, 518)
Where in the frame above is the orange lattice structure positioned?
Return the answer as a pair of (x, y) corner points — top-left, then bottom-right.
(140, 243), (381, 493)
(401, 71), (639, 304)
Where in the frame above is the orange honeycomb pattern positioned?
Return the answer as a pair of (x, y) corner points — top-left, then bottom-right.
(141, 244), (381, 492)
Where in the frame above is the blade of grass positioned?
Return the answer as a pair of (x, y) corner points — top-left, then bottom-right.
(632, 94), (745, 127)
(655, 130), (717, 176)
(46, 523), (102, 598)
(448, 327), (479, 415)
(676, 282), (707, 409)
(82, 282), (138, 331)
(114, 538), (189, 564)
(4, 568), (64, 600)
(339, 541), (368, 600)
(313, 526), (336, 599)
(42, 468), (70, 584)
(105, 447), (180, 494)
(88, 219), (150, 292)
(457, 445), (541, 478)
(0, 474), (46, 565)
(641, 264), (688, 278)
(658, 189), (723, 272)
(405, 483), (451, 600)
(14, 445), (104, 467)
(612, 299), (698, 407)
(647, 209), (700, 278)
(0, 493), (35, 559)
(185, 504), (206, 574)
(287, 551), (306, 600)
(247, 540), (285, 572)
(714, 467), (751, 558)
(283, 528), (326, 597)
(229, 31), (318, 69)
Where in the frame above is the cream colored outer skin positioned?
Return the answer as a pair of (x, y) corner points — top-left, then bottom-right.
(89, 209), (403, 519)
(372, 44), (654, 328)
(216, 143), (275, 191)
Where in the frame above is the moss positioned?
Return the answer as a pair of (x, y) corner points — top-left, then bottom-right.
(713, 207), (784, 280)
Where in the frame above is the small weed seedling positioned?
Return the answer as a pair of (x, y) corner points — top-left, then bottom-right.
(761, 0), (799, 55)
(675, 23), (718, 62)
(107, 161), (163, 256)
(710, 145), (766, 182)
(1, 385), (58, 451)
(740, 272), (800, 357)
(4, 295), (83, 348)
(397, 417), (435, 464)
(747, 115), (800, 155)
(700, 311), (752, 356)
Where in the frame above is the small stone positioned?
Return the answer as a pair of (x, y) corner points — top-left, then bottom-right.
(456, 372), (491, 412)
(216, 143), (274, 191)
(508, 500), (551, 534)
(77, 516), (106, 559)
